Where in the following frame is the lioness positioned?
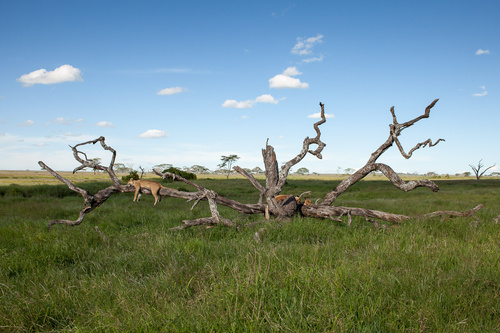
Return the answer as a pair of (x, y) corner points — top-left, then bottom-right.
(274, 194), (300, 204)
(127, 179), (165, 205)
(274, 194), (312, 206)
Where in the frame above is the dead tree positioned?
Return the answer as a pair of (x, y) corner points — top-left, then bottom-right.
(38, 137), (262, 230)
(39, 100), (484, 230)
(469, 159), (496, 180)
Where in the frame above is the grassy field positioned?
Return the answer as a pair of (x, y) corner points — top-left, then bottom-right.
(0, 170), (481, 186)
(0, 173), (499, 332)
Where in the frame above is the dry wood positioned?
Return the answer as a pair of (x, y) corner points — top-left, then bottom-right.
(301, 204), (483, 224)
(321, 99), (443, 205)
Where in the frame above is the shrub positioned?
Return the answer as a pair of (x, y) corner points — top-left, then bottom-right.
(121, 170), (139, 182)
(162, 167), (197, 180)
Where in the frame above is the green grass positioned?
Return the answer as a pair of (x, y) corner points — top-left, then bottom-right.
(0, 179), (499, 332)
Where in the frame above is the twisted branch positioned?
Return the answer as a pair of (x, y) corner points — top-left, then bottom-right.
(321, 99), (443, 206)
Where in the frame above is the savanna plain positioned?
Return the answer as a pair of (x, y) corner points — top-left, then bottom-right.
(0, 171), (499, 332)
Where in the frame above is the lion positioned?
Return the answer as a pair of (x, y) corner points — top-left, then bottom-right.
(274, 194), (300, 204)
(274, 194), (312, 206)
(127, 179), (165, 205)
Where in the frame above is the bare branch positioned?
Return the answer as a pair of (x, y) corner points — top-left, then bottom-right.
(70, 136), (121, 185)
(256, 102), (329, 218)
(277, 102), (327, 187)
(419, 204), (483, 220)
(394, 138), (445, 160)
(297, 191), (311, 202)
(234, 166), (266, 205)
(174, 190), (236, 229)
(322, 162), (439, 206)
(39, 161), (89, 197)
(470, 159), (496, 180)
(302, 204), (484, 224)
(39, 160), (126, 229)
(322, 99), (442, 205)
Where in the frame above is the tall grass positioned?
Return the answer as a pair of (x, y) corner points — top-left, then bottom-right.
(0, 179), (499, 331)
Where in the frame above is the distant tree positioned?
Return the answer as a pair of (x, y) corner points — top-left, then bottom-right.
(153, 164), (172, 172)
(218, 154), (240, 179)
(491, 172), (500, 177)
(162, 167), (197, 180)
(344, 168), (355, 175)
(296, 167), (310, 175)
(89, 158), (102, 174)
(469, 159), (496, 180)
(462, 172), (471, 178)
(251, 167), (264, 174)
(113, 163), (132, 173)
(190, 165), (211, 174)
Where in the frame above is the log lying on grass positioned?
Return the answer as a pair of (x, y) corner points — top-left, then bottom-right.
(39, 100), (485, 230)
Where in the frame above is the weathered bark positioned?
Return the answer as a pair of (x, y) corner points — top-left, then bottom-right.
(173, 189), (236, 230)
(301, 204), (483, 224)
(236, 102), (327, 218)
(321, 99), (443, 205)
(39, 161), (127, 229)
(38, 100), (487, 230)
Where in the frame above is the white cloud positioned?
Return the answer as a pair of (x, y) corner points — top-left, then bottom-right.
(54, 117), (71, 125)
(302, 55), (324, 63)
(139, 129), (169, 138)
(96, 121), (114, 128)
(222, 99), (253, 109)
(475, 49), (490, 55)
(17, 64), (83, 87)
(18, 120), (35, 127)
(284, 67), (301, 76)
(157, 87), (187, 95)
(269, 67), (309, 89)
(255, 94), (280, 104)
(307, 112), (334, 119)
(291, 34), (323, 55)
(45, 117), (83, 126)
(473, 86), (488, 97)
(64, 132), (81, 137)
(223, 94), (281, 109)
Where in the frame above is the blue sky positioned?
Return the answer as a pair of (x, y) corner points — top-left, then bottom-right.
(1, 0), (498, 175)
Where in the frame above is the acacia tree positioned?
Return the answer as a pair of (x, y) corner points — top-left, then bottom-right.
(190, 165), (211, 174)
(296, 167), (310, 175)
(218, 155), (240, 179)
(469, 159), (496, 180)
(39, 99), (484, 230)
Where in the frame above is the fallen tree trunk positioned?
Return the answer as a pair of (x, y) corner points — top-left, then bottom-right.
(38, 100), (489, 230)
(301, 204), (484, 225)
